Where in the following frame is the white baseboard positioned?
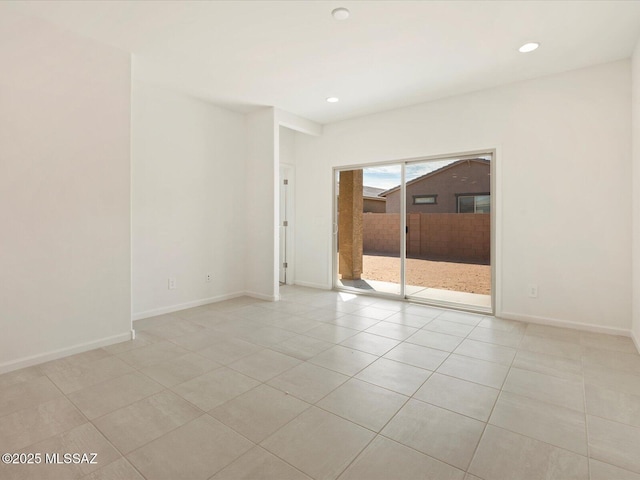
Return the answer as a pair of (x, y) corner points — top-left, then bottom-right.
(632, 329), (640, 354)
(245, 291), (279, 302)
(0, 331), (133, 375)
(132, 291), (246, 321)
(500, 311), (631, 337)
(293, 280), (332, 290)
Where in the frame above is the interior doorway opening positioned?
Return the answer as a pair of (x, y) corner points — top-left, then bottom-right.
(333, 152), (494, 314)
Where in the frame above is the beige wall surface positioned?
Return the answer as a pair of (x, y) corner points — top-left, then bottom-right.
(131, 82), (247, 318)
(0, 9), (132, 371)
(632, 37), (640, 349)
(295, 60), (631, 332)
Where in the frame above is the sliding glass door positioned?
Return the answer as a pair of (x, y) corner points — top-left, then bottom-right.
(333, 152), (493, 313)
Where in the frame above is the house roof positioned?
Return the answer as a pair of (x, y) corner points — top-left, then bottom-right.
(379, 158), (490, 197)
(338, 182), (387, 202)
(363, 186), (386, 200)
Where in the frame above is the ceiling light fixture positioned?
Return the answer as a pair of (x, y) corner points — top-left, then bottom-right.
(519, 42), (540, 53)
(332, 7), (350, 20)
(326, 97), (340, 103)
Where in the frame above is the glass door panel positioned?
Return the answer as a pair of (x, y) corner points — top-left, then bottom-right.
(404, 155), (492, 312)
(334, 165), (402, 296)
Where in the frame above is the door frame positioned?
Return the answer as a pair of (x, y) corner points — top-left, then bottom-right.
(279, 164), (295, 285)
(332, 148), (498, 315)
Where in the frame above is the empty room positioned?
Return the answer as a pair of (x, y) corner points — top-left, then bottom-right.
(2, 1), (640, 479)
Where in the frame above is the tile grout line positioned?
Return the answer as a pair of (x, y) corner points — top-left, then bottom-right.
(581, 348), (592, 480)
(52, 337), (228, 480)
(248, 308), (436, 479)
(45, 372), (151, 480)
(332, 308), (467, 477)
(191, 312), (403, 479)
(462, 317), (525, 476)
(248, 291), (640, 474)
(4, 289), (640, 479)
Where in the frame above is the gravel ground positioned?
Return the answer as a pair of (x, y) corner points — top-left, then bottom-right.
(362, 254), (491, 295)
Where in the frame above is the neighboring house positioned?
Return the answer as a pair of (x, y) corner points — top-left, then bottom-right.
(336, 184), (387, 213)
(381, 159), (490, 213)
(363, 186), (386, 213)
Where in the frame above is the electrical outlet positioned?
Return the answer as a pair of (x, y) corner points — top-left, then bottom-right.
(206, 273), (212, 283)
(528, 284), (538, 298)
(168, 277), (177, 290)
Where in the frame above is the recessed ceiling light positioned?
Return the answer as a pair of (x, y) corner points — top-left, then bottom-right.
(332, 7), (350, 20)
(519, 42), (540, 53)
(326, 97), (340, 103)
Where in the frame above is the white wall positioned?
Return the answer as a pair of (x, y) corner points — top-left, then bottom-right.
(245, 108), (279, 300)
(280, 126), (296, 167)
(0, 9), (132, 372)
(295, 60), (632, 334)
(632, 39), (640, 349)
(131, 81), (247, 318)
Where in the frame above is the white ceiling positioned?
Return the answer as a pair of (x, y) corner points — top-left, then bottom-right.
(6, 0), (640, 124)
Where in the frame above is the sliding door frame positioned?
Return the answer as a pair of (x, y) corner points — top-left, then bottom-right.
(332, 148), (497, 316)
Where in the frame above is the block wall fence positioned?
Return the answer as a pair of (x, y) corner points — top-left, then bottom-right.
(362, 213), (490, 264)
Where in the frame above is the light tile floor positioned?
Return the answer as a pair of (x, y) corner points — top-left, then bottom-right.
(1, 285), (640, 479)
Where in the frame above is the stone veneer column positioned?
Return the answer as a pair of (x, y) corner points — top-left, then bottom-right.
(338, 170), (363, 280)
